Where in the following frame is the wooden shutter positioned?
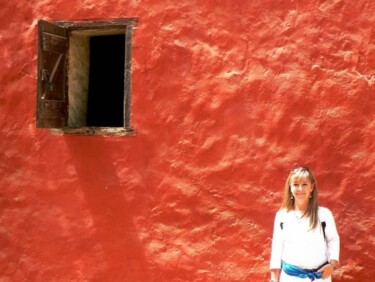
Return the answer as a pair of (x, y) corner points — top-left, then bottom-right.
(36, 20), (68, 128)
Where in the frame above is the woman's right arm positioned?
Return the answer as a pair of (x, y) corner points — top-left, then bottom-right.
(270, 269), (280, 281)
(270, 211), (283, 281)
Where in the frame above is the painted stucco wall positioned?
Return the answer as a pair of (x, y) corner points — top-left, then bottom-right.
(1, 0), (375, 281)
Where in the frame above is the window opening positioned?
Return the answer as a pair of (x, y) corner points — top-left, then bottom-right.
(87, 34), (125, 127)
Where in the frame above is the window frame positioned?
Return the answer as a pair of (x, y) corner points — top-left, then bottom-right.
(36, 18), (138, 136)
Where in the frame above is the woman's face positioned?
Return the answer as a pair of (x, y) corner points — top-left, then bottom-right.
(290, 176), (314, 205)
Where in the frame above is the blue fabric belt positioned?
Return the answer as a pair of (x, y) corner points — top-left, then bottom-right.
(282, 261), (328, 281)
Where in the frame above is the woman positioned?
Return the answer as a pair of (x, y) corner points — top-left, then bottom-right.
(270, 167), (340, 282)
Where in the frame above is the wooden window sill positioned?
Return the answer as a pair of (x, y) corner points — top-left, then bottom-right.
(50, 127), (136, 136)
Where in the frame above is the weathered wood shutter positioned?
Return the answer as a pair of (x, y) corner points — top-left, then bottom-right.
(36, 20), (68, 128)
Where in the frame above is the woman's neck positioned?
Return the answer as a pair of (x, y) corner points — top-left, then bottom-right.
(294, 201), (308, 212)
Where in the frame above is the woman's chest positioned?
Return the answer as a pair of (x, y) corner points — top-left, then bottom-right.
(283, 217), (325, 245)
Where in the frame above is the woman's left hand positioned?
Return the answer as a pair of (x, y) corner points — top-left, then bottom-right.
(318, 263), (334, 279)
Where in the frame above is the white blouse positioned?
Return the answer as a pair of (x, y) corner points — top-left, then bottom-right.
(270, 207), (340, 270)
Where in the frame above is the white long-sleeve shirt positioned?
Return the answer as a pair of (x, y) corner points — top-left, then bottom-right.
(270, 206), (340, 270)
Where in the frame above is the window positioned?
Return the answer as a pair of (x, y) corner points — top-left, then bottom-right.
(36, 18), (138, 135)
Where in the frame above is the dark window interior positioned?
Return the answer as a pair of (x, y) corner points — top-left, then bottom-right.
(86, 34), (125, 127)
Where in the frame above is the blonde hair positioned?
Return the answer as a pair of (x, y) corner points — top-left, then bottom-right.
(280, 167), (319, 229)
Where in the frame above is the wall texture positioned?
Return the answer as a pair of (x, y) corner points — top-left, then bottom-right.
(1, 0), (375, 281)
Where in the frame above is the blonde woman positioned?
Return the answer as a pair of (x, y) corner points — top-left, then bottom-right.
(270, 167), (340, 282)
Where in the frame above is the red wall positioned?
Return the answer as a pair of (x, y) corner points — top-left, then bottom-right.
(1, 0), (375, 281)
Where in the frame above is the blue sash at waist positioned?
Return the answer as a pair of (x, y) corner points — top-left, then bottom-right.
(282, 261), (328, 281)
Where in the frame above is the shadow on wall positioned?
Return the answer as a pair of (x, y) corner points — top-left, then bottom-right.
(64, 136), (151, 281)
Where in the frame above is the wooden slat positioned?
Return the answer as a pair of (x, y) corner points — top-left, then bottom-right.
(42, 32), (67, 53)
(124, 25), (133, 128)
(41, 100), (67, 117)
(55, 18), (139, 30)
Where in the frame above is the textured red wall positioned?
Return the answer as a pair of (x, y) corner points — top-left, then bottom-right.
(1, 0), (375, 281)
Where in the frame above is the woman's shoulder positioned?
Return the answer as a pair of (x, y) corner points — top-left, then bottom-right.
(275, 208), (289, 219)
(318, 206), (334, 219)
